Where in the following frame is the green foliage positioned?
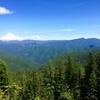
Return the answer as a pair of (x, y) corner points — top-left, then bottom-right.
(0, 51), (100, 100)
(0, 59), (9, 90)
(0, 89), (6, 100)
(60, 91), (74, 100)
(34, 96), (41, 100)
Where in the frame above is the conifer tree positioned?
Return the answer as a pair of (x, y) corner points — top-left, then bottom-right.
(65, 56), (73, 90)
(0, 59), (9, 90)
(95, 52), (100, 99)
(85, 53), (97, 100)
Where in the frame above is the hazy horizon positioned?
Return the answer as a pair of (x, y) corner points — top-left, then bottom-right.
(0, 32), (99, 41)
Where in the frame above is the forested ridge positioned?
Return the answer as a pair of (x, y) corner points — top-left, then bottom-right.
(0, 38), (100, 70)
(0, 51), (100, 100)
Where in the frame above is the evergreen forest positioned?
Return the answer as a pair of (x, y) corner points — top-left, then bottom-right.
(0, 51), (100, 100)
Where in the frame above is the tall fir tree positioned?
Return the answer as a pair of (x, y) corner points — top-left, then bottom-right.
(85, 53), (97, 100)
(95, 52), (100, 99)
(0, 59), (9, 90)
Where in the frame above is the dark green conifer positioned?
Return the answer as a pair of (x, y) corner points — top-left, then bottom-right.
(0, 59), (9, 90)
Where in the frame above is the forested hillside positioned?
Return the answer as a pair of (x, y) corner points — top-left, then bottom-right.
(0, 50), (100, 100)
(0, 38), (100, 70)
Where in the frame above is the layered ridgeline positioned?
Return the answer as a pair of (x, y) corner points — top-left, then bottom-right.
(0, 38), (100, 70)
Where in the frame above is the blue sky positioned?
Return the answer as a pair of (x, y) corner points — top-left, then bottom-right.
(0, 0), (100, 40)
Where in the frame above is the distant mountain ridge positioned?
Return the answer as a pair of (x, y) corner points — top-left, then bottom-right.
(0, 38), (100, 45)
(0, 38), (100, 70)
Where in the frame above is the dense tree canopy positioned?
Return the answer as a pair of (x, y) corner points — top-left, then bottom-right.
(0, 51), (100, 100)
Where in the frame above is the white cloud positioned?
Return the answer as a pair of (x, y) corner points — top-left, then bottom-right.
(0, 33), (49, 41)
(0, 29), (74, 41)
(32, 29), (73, 33)
(0, 33), (23, 41)
(0, 7), (12, 15)
(28, 35), (49, 40)
(61, 29), (73, 32)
